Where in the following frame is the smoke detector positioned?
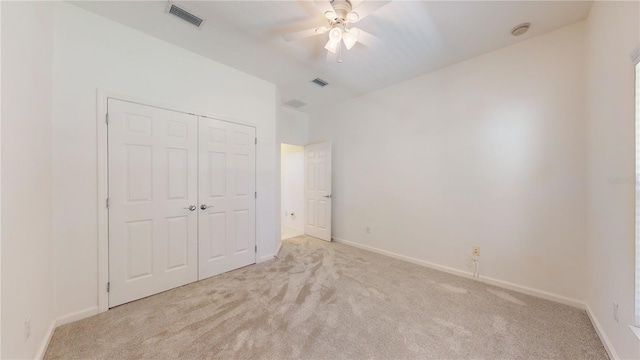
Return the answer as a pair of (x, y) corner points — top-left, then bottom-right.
(511, 23), (531, 36)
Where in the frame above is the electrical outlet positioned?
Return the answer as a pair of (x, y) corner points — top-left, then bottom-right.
(613, 302), (619, 322)
(365, 226), (370, 234)
(24, 318), (31, 341)
(472, 246), (480, 257)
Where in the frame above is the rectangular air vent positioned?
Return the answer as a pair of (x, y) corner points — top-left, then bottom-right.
(311, 78), (329, 87)
(168, 4), (204, 27)
(283, 99), (307, 109)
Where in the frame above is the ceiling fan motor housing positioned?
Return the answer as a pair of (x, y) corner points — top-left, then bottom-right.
(330, 0), (353, 23)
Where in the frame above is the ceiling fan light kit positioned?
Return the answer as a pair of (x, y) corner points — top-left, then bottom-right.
(324, 38), (338, 53)
(324, 10), (337, 20)
(329, 27), (343, 41)
(346, 11), (360, 23)
(284, 0), (379, 63)
(342, 28), (360, 50)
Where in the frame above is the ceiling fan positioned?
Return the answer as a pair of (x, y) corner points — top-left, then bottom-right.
(283, 0), (385, 63)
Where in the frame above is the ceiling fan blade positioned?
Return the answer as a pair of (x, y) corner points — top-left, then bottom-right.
(354, 29), (381, 48)
(349, 0), (392, 23)
(283, 27), (328, 42)
(313, 0), (336, 16)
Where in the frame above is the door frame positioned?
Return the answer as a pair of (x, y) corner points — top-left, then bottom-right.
(96, 89), (256, 313)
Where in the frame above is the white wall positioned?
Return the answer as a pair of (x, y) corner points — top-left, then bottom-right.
(278, 107), (309, 146)
(281, 144), (305, 234)
(1, 2), (55, 358)
(309, 22), (588, 303)
(51, 3), (278, 321)
(585, 2), (640, 359)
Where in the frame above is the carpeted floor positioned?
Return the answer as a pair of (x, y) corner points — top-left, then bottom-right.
(45, 235), (607, 359)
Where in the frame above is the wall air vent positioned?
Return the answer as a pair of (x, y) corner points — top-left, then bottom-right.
(168, 4), (204, 27)
(283, 99), (307, 108)
(311, 78), (329, 87)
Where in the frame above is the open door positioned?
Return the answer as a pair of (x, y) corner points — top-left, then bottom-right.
(304, 142), (332, 241)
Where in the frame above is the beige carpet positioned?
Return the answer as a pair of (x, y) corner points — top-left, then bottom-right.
(45, 235), (607, 359)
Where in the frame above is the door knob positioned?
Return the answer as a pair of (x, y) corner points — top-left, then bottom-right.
(184, 205), (197, 211)
(324, 194), (332, 199)
(200, 204), (214, 210)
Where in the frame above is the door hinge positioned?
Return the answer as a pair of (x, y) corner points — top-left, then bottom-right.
(255, 245), (257, 253)
(255, 137), (257, 145)
(254, 191), (257, 199)
(107, 282), (110, 293)
(106, 198), (110, 209)
(105, 113), (109, 125)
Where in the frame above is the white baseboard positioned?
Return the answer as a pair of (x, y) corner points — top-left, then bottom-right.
(585, 304), (619, 360)
(257, 241), (283, 263)
(332, 237), (584, 309)
(282, 225), (303, 233)
(56, 306), (99, 327)
(35, 306), (99, 359)
(258, 253), (276, 263)
(35, 320), (56, 360)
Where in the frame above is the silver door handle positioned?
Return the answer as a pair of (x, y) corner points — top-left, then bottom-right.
(184, 205), (197, 211)
(324, 195), (332, 199)
(200, 204), (214, 210)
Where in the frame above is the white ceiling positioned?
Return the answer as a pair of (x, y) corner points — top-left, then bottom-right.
(72, 0), (592, 113)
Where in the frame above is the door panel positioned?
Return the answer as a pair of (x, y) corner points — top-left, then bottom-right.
(166, 215), (189, 270)
(198, 117), (256, 279)
(304, 142), (332, 241)
(167, 149), (188, 199)
(108, 99), (198, 308)
(125, 220), (153, 280)
(207, 212), (226, 260)
(126, 145), (153, 201)
(235, 210), (250, 253)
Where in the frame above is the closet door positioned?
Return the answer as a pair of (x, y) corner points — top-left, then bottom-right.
(198, 117), (256, 279)
(108, 99), (198, 307)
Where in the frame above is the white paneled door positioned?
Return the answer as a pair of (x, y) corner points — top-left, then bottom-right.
(108, 99), (257, 307)
(108, 99), (198, 307)
(304, 142), (332, 241)
(198, 117), (256, 280)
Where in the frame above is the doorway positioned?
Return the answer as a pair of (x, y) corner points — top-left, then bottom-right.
(281, 143), (305, 240)
(280, 141), (333, 242)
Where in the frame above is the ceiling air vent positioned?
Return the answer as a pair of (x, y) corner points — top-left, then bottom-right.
(284, 99), (307, 108)
(311, 78), (329, 87)
(168, 4), (204, 27)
